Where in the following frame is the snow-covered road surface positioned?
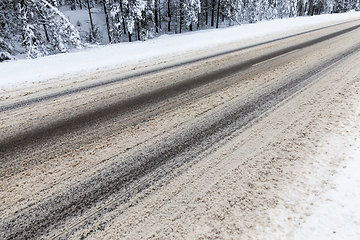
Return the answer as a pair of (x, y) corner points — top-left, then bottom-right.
(1, 12), (360, 91)
(1, 16), (360, 240)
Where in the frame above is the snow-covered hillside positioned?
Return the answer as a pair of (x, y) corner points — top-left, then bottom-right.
(61, 6), (109, 45)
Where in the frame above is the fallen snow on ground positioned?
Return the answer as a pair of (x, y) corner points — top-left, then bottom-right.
(1, 12), (360, 91)
(291, 106), (360, 239)
(62, 7), (109, 45)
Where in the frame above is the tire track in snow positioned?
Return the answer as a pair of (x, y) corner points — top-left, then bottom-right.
(2, 39), (360, 240)
(0, 19), (359, 113)
(1, 23), (359, 160)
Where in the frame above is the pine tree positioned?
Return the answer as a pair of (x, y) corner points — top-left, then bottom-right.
(182, 0), (201, 30)
(0, 0), (21, 60)
(38, 0), (82, 52)
(0, 0), (82, 58)
(19, 0), (48, 58)
(107, 0), (124, 43)
(2, 0), (360, 60)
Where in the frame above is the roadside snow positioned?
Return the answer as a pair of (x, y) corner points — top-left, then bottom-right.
(1, 12), (360, 91)
(291, 107), (360, 239)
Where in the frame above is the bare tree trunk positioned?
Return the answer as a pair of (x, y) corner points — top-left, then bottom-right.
(120, 1), (127, 35)
(179, 0), (183, 33)
(154, 0), (159, 33)
(103, 0), (111, 43)
(167, 0), (171, 32)
(211, 0), (215, 27)
(86, 0), (94, 40)
(78, 0), (83, 9)
(159, 3), (162, 32)
(136, 22), (141, 41)
(205, 0), (208, 25)
(175, 5), (178, 34)
(20, 0), (27, 42)
(307, 0), (313, 15)
(216, 0), (220, 28)
(43, 24), (50, 42)
(197, 11), (200, 29)
(298, 1), (303, 16)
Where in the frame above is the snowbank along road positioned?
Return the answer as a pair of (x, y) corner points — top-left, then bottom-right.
(1, 18), (360, 239)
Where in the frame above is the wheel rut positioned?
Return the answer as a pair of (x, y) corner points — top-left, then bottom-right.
(2, 39), (359, 240)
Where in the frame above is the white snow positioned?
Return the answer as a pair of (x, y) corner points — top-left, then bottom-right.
(1, 11), (360, 91)
(62, 7), (109, 45)
(293, 147), (360, 239)
(292, 107), (360, 239)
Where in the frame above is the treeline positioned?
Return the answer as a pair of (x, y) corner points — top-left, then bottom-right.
(1, 0), (359, 61)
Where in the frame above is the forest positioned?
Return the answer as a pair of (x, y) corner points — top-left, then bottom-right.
(0, 0), (359, 61)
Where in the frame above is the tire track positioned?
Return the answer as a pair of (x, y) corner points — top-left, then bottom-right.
(2, 40), (359, 240)
(1, 23), (359, 158)
(0, 19), (359, 114)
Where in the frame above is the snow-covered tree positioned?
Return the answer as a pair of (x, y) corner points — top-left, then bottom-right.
(2, 0), (360, 60)
(20, 3), (47, 58)
(0, 0), (81, 59)
(107, 0), (125, 42)
(182, 0), (201, 29)
(137, 0), (155, 39)
(37, 0), (82, 52)
(221, 0), (239, 24)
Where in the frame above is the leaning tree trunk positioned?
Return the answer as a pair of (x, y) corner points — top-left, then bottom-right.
(86, 0), (94, 41)
(43, 24), (50, 42)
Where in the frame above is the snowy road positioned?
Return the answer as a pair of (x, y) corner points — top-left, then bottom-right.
(1, 19), (360, 239)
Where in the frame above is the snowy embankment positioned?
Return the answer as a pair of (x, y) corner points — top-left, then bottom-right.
(291, 104), (360, 239)
(295, 145), (360, 239)
(1, 11), (360, 91)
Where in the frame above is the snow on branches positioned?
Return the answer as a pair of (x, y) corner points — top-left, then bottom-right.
(0, 0), (81, 59)
(1, 0), (359, 60)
